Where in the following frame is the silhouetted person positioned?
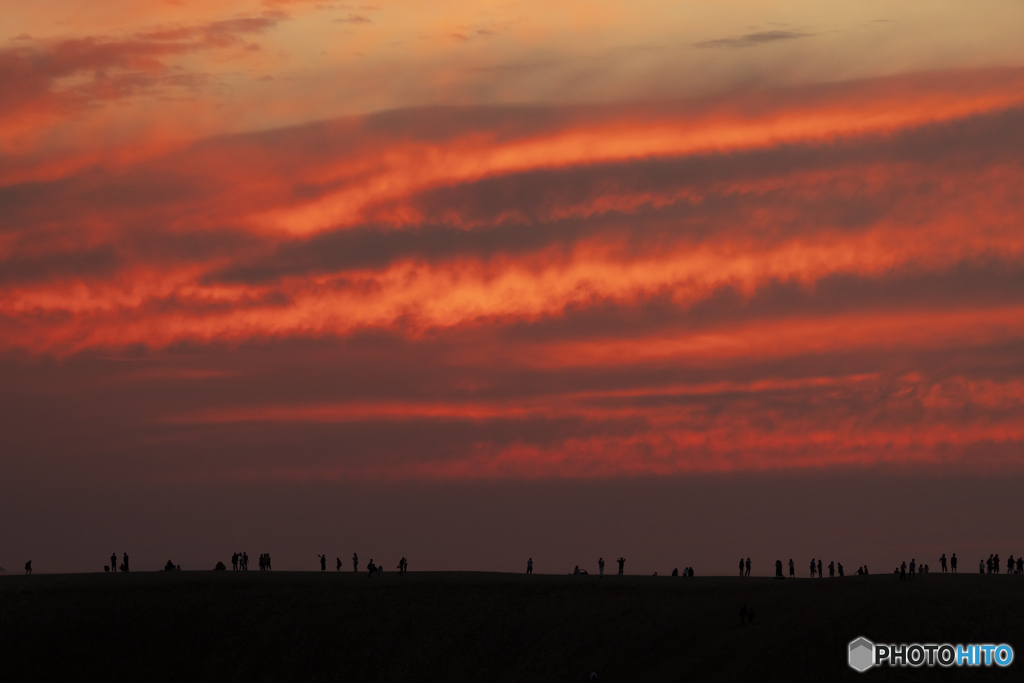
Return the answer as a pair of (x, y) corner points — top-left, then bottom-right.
(398, 557), (407, 574)
(829, 561), (834, 578)
(598, 557), (605, 577)
(527, 557), (533, 574)
(789, 558), (794, 577)
(1008, 555), (1014, 575)
(111, 553), (117, 573)
(817, 559), (822, 578)
(617, 557), (625, 575)
(909, 559), (916, 578)
(940, 553), (947, 573)
(672, 567), (678, 576)
(336, 557), (342, 571)
(353, 553), (359, 573)
(25, 561), (31, 575)
(243, 552), (248, 571)
(739, 558), (744, 577)
(951, 553), (957, 573)
(232, 553), (238, 571)
(574, 565), (580, 575)
(1017, 557), (1023, 574)
(838, 562), (844, 577)
(367, 559), (376, 578)
(165, 559), (175, 571)
(995, 554), (1000, 574)
(123, 552), (130, 573)
(865, 565), (869, 575)
(987, 555), (993, 573)
(900, 561), (906, 580)
(980, 559), (985, 573)
(319, 554), (326, 572)
(810, 558), (816, 577)
(775, 559), (783, 579)
(745, 557), (751, 577)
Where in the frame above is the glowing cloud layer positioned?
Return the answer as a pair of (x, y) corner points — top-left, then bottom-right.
(3, 1), (1024, 482)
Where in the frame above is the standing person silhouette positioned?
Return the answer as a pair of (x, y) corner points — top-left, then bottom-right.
(788, 558), (794, 577)
(336, 557), (342, 571)
(111, 553), (118, 573)
(527, 557), (533, 574)
(243, 552), (249, 571)
(25, 560), (32, 575)
(123, 552), (130, 572)
(951, 553), (957, 573)
(940, 553), (947, 573)
(739, 558), (744, 576)
(774, 559), (782, 579)
(810, 558), (816, 577)
(838, 562), (844, 577)
(319, 555), (326, 572)
(817, 559), (822, 578)
(617, 557), (626, 575)
(829, 561), (835, 578)
(352, 553), (359, 573)
(598, 557), (605, 577)
(745, 558), (751, 577)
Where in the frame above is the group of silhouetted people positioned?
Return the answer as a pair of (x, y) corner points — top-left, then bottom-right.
(103, 552), (129, 573)
(980, 554), (1023, 574)
(232, 552), (248, 570)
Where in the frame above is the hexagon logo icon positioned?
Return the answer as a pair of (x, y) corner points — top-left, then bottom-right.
(849, 637), (875, 672)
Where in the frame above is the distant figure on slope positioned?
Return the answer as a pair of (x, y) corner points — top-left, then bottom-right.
(810, 558), (816, 577)
(598, 557), (605, 577)
(995, 554), (1001, 574)
(1017, 557), (1023, 574)
(900, 561), (906, 580)
(337, 557), (342, 571)
(367, 559), (376, 578)
(352, 553), (359, 573)
(739, 558), (745, 577)
(980, 559), (985, 574)
(231, 553), (238, 571)
(775, 559), (783, 579)
(574, 565), (580, 575)
(838, 562), (844, 577)
(617, 557), (625, 575)
(817, 559), (822, 578)
(123, 552), (130, 572)
(398, 557), (407, 574)
(789, 558), (794, 577)
(319, 555), (326, 572)
(864, 565), (869, 575)
(112, 553), (118, 573)
(164, 559), (175, 571)
(672, 567), (678, 576)
(940, 553), (947, 573)
(829, 561), (834, 578)
(909, 559), (916, 578)
(745, 558), (751, 577)
(951, 554), (957, 573)
(25, 561), (32, 575)
(527, 557), (533, 574)
(243, 552), (249, 570)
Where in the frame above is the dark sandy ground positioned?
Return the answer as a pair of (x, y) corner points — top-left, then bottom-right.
(1, 570), (1022, 681)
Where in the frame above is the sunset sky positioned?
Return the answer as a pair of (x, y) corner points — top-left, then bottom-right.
(3, 1), (1024, 574)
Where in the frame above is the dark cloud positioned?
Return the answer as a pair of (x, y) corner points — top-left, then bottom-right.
(694, 30), (813, 49)
(0, 12), (286, 118)
(334, 14), (371, 24)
